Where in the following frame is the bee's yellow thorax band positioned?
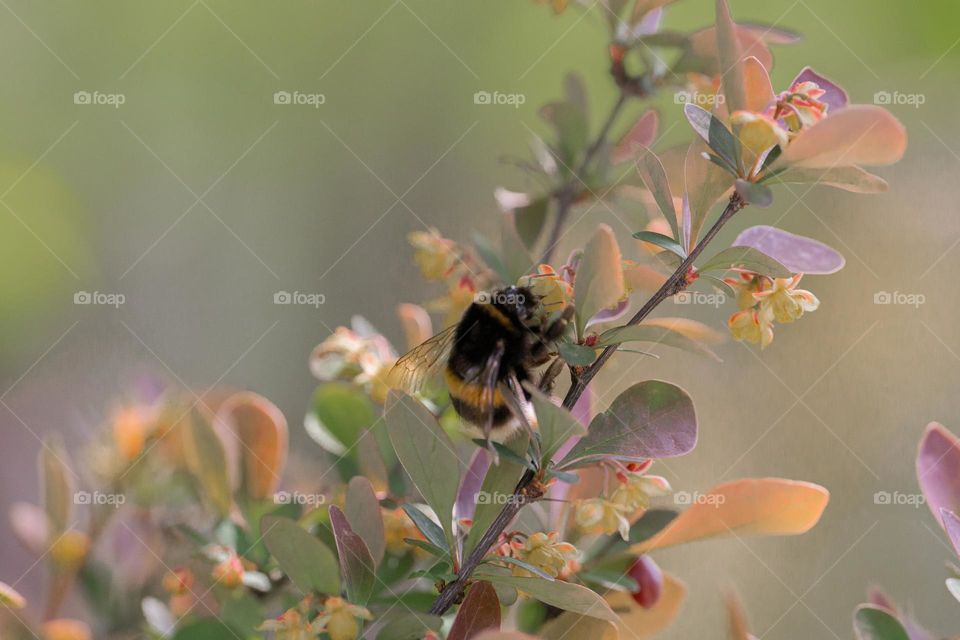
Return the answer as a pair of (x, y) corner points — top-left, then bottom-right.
(444, 368), (504, 407)
(478, 303), (516, 331)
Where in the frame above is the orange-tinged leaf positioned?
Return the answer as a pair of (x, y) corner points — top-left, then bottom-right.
(613, 111), (659, 165)
(741, 56), (774, 112)
(726, 590), (753, 640)
(397, 303), (433, 351)
(688, 26), (774, 73)
(540, 612), (619, 640)
(643, 317), (725, 345)
(574, 224), (626, 335)
(772, 165), (889, 193)
(773, 106), (907, 169)
(219, 392), (288, 501)
(630, 478), (829, 553)
(606, 573), (686, 638)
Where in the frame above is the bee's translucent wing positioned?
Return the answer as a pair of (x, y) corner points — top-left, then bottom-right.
(387, 324), (458, 394)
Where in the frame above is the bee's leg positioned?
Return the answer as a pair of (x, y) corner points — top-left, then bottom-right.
(543, 304), (575, 341)
(480, 340), (506, 442)
(538, 357), (565, 393)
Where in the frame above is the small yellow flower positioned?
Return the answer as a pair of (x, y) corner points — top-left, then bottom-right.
(314, 597), (372, 640)
(518, 264), (573, 312)
(510, 532), (578, 578)
(730, 111), (789, 174)
(775, 81), (829, 133)
(728, 307), (775, 349)
(50, 530), (90, 571)
(211, 552), (245, 589)
(752, 274), (820, 324)
(408, 228), (459, 281)
(382, 508), (422, 555)
(574, 498), (632, 540)
(259, 596), (321, 640)
(609, 471), (671, 514)
(162, 567), (194, 596)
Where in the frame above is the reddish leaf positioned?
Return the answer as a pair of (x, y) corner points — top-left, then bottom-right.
(449, 581), (501, 640)
(329, 505), (376, 605)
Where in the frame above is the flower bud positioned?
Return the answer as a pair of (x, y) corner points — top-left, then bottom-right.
(50, 530), (90, 570)
(628, 556), (663, 609)
(41, 619), (92, 640)
(0, 581), (26, 609)
(211, 554), (244, 589)
(162, 567), (194, 596)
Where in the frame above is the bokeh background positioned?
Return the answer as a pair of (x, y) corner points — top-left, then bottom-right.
(1, 0), (958, 637)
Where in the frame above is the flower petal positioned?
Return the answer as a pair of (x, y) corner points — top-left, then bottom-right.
(791, 66), (848, 111)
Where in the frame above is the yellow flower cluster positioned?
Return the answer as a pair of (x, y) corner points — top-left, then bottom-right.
(574, 465), (671, 540)
(507, 531), (579, 579)
(726, 273), (819, 349)
(408, 228), (492, 326)
(310, 325), (397, 403)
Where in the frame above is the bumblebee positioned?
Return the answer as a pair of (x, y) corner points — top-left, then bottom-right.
(389, 285), (573, 442)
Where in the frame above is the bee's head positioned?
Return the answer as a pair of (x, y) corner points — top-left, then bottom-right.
(491, 285), (539, 322)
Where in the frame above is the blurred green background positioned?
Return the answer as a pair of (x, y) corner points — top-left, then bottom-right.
(1, 0), (959, 636)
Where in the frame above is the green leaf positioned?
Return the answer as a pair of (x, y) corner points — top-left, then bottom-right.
(560, 381), (697, 468)
(632, 231), (686, 258)
(479, 574), (618, 622)
(39, 435), (74, 535)
(483, 555), (556, 581)
(853, 605), (910, 640)
(628, 509), (678, 544)
(306, 383), (377, 456)
(180, 409), (232, 517)
(378, 612), (444, 640)
(699, 246), (791, 278)
(400, 504), (449, 553)
(385, 392), (460, 549)
(514, 198), (550, 250)
(578, 570), (639, 592)
(523, 383), (587, 463)
(596, 324), (719, 361)
(473, 231), (512, 283)
(709, 116), (741, 173)
(635, 147), (681, 242)
(683, 103), (712, 143)
(260, 516), (340, 595)
(345, 477), (385, 567)
(685, 142), (735, 250)
(465, 434), (529, 556)
(573, 224), (626, 336)
(735, 179), (773, 207)
(559, 342), (598, 366)
(329, 506), (376, 605)
(403, 538), (447, 557)
(540, 101), (589, 167)
(173, 619), (239, 640)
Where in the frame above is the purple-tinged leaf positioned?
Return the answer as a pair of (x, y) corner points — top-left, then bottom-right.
(917, 422), (960, 529)
(448, 581), (501, 640)
(941, 509), (960, 560)
(456, 450), (490, 525)
(586, 297), (630, 328)
(791, 66), (848, 111)
(560, 381), (697, 468)
(329, 505), (376, 605)
(733, 225), (845, 275)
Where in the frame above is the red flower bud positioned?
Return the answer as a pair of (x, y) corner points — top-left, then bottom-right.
(628, 555), (663, 609)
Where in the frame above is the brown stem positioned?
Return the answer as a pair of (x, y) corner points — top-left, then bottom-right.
(540, 91), (630, 265)
(428, 193), (746, 616)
